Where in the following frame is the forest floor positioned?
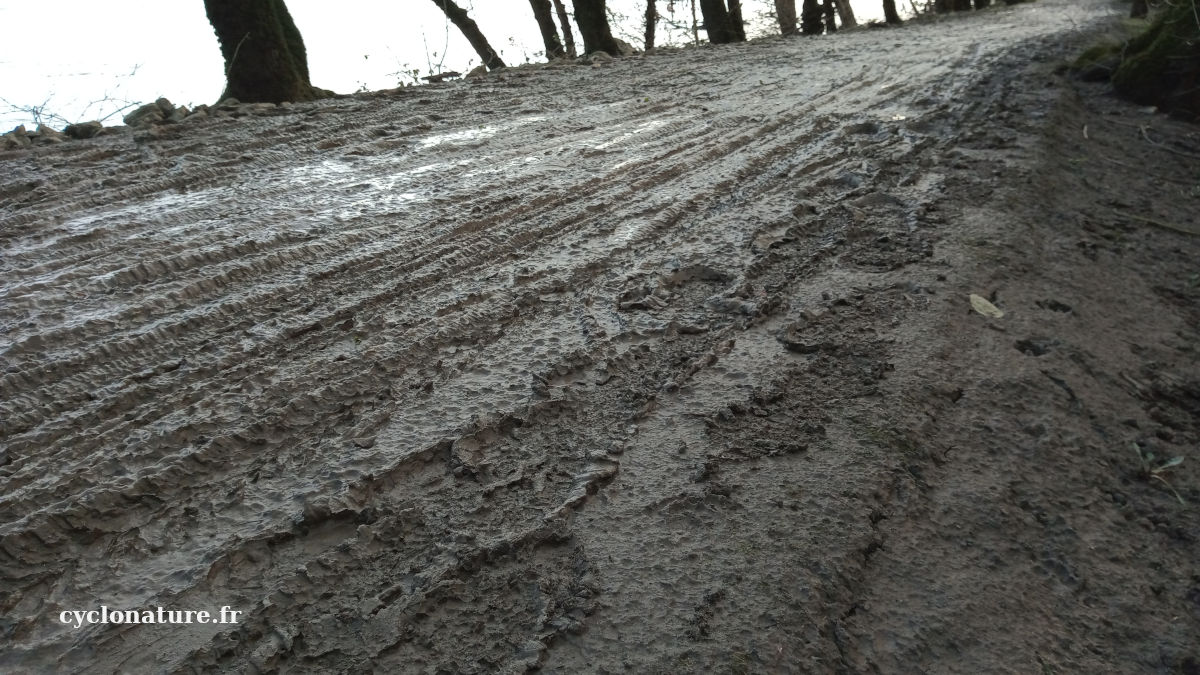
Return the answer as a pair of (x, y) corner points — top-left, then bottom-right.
(2, 0), (1198, 672)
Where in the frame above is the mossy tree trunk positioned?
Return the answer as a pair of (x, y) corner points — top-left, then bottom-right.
(529, 0), (566, 59)
(645, 0), (657, 51)
(775, 0), (798, 34)
(699, 0), (741, 43)
(431, 0), (506, 70)
(553, 0), (578, 57)
(728, 0), (747, 41)
(204, 0), (323, 103)
(883, 0), (903, 24)
(822, 0), (837, 32)
(834, 0), (857, 28)
(572, 0), (624, 54)
(801, 0), (824, 34)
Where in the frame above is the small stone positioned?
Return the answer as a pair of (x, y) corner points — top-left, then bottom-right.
(64, 121), (103, 139)
(4, 125), (31, 147)
(124, 102), (165, 127)
(34, 125), (65, 144)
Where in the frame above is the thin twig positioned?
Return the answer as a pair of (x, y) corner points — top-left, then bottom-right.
(1139, 124), (1200, 160)
(1115, 210), (1200, 236)
(227, 32), (250, 79)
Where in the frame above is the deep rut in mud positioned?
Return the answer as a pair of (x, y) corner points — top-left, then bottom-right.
(5, 0), (1198, 672)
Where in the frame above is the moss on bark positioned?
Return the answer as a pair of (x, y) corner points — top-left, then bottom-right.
(204, 0), (327, 104)
(1110, 0), (1200, 118)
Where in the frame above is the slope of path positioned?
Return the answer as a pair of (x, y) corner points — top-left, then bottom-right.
(0, 1), (1114, 671)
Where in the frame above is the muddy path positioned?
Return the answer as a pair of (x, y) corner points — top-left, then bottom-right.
(3, 0), (1198, 672)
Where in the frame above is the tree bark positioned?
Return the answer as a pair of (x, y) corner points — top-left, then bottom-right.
(883, 0), (903, 23)
(551, 0), (578, 57)
(833, 0), (857, 27)
(429, 0), (506, 70)
(728, 0), (747, 41)
(801, 0), (824, 34)
(973, 0), (991, 7)
(529, 0), (566, 59)
(775, 0), (798, 34)
(204, 0), (322, 103)
(699, 0), (738, 43)
(572, 0), (623, 55)
(645, 0), (657, 51)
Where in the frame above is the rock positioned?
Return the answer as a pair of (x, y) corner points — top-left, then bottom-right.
(155, 97), (175, 115)
(3, 125), (32, 147)
(34, 124), (65, 144)
(64, 121), (103, 139)
(182, 109), (208, 124)
(421, 71), (462, 83)
(166, 106), (189, 123)
(124, 102), (165, 127)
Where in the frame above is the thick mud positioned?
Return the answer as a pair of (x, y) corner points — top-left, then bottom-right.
(2, 0), (1198, 672)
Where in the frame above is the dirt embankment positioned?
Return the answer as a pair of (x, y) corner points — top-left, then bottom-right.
(1, 0), (1197, 672)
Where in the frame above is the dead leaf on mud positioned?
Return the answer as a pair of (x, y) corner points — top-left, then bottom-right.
(969, 294), (1005, 318)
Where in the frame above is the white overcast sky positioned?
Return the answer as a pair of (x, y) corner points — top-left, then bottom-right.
(0, 1), (887, 128)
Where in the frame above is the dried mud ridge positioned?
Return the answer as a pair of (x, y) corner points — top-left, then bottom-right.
(2, 1), (1199, 672)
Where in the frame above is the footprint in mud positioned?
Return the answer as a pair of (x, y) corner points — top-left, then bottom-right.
(616, 263), (734, 312)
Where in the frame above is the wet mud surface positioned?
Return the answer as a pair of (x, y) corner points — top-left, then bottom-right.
(2, 0), (1198, 672)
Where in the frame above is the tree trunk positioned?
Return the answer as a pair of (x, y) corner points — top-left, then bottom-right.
(552, 0), (578, 57)
(430, 0), (506, 70)
(973, 0), (991, 7)
(801, 0), (824, 34)
(822, 0), (837, 32)
(204, 0), (322, 103)
(1129, 0), (1147, 17)
(775, 0), (798, 34)
(572, 0), (623, 55)
(529, 0), (566, 59)
(883, 0), (903, 23)
(833, 0), (857, 27)
(699, 0), (738, 43)
(952, 0), (973, 9)
(728, 0), (747, 41)
(645, 0), (657, 51)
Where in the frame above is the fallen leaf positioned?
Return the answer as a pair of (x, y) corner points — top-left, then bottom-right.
(969, 294), (1004, 318)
